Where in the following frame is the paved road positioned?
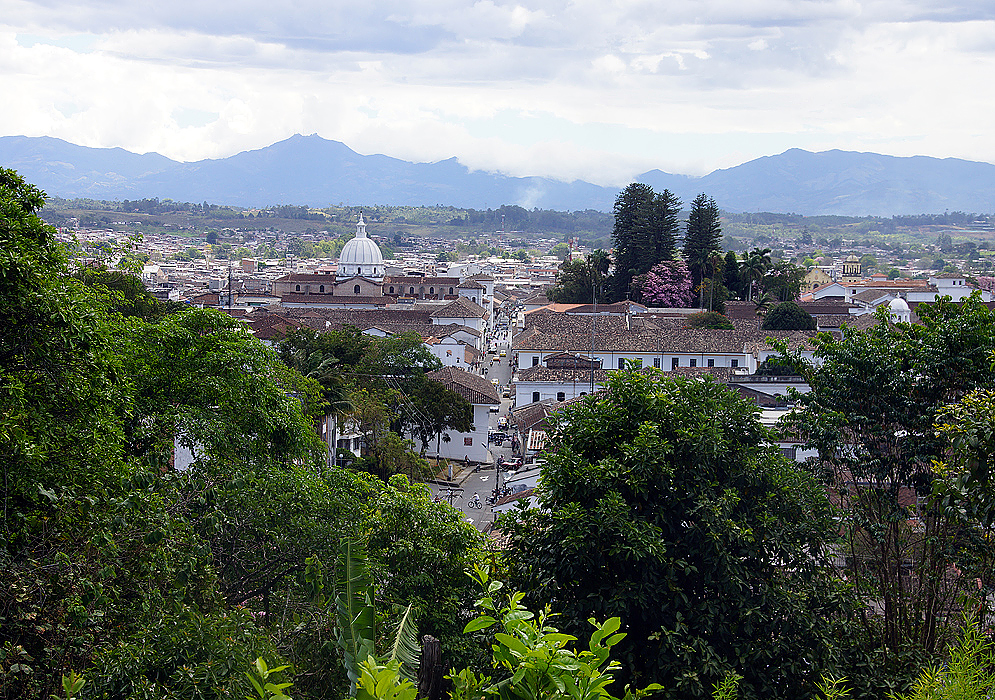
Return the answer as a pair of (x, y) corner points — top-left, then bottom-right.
(428, 333), (517, 531)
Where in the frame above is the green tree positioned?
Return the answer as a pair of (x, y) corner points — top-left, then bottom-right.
(548, 242), (571, 261)
(778, 295), (995, 692)
(608, 184), (680, 302)
(685, 310), (734, 329)
(722, 250), (741, 299)
(760, 301), (816, 331)
(547, 252), (609, 304)
(501, 370), (850, 699)
(682, 194), (722, 306)
(740, 248), (771, 303)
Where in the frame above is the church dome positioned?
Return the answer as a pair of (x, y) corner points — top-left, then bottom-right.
(889, 297), (910, 313)
(337, 213), (384, 281)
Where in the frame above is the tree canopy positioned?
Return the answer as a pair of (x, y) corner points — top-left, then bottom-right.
(501, 370), (851, 699)
(760, 301), (816, 331)
(607, 184), (681, 302)
(0, 169), (487, 700)
(779, 295), (995, 694)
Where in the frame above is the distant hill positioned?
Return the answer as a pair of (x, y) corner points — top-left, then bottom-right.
(2, 134), (994, 216)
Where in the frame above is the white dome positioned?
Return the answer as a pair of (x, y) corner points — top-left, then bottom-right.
(889, 297), (910, 312)
(340, 236), (384, 267)
(337, 213), (384, 281)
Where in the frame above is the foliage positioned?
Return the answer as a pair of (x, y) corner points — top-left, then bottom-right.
(457, 565), (663, 700)
(740, 249), (771, 303)
(935, 388), (995, 527)
(500, 370), (852, 699)
(608, 184), (681, 302)
(889, 616), (995, 700)
(548, 253), (610, 304)
(632, 260), (694, 307)
(685, 311), (734, 330)
(0, 169), (488, 700)
(777, 295), (995, 673)
(761, 301), (817, 331)
(247, 657), (294, 700)
(761, 261), (806, 302)
(682, 194), (723, 302)
(722, 251), (741, 299)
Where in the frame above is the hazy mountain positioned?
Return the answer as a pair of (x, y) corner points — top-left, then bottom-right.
(3, 134), (995, 216)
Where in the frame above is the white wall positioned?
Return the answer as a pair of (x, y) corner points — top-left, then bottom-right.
(419, 404), (492, 463)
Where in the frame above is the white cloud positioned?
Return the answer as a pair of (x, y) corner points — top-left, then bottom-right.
(1, 0), (995, 192)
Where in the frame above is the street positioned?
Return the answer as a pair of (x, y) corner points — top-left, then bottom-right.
(428, 320), (517, 531)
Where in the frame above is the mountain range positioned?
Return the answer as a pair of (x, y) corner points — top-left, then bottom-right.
(2, 134), (994, 217)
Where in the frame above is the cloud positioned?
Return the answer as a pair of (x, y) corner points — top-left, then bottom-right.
(1, 0), (995, 191)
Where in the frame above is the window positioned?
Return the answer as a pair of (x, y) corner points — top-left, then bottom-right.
(354, 285), (361, 294)
(532, 356), (539, 366)
(389, 286), (395, 293)
(532, 392), (540, 403)
(419, 286), (425, 296)
(690, 359), (697, 367)
(672, 358), (679, 369)
(429, 287), (434, 294)
(556, 392), (566, 402)
(295, 284), (301, 292)
(653, 357), (661, 368)
(634, 358), (643, 369)
(707, 359), (714, 367)
(410, 287), (415, 294)
(319, 285), (325, 292)
(449, 287), (454, 294)
(731, 359), (739, 368)
(618, 358), (625, 369)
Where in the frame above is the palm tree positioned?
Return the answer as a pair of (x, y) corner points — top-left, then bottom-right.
(742, 248), (772, 303)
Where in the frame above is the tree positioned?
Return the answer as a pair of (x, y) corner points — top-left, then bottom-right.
(501, 370), (849, 699)
(632, 259), (693, 307)
(548, 242), (571, 261)
(778, 295), (995, 690)
(548, 253), (609, 304)
(760, 301), (816, 331)
(761, 260), (805, 302)
(740, 248), (771, 303)
(608, 184), (681, 302)
(723, 250), (741, 299)
(685, 310), (734, 329)
(682, 194), (722, 306)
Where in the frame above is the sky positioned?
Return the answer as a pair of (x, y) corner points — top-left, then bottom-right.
(3, 0), (995, 186)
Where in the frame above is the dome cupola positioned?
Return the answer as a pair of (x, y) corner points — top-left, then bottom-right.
(337, 212), (384, 281)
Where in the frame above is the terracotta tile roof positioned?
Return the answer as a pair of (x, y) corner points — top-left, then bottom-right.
(430, 297), (487, 318)
(516, 366), (610, 383)
(274, 273), (338, 282)
(426, 366), (500, 405)
(510, 399), (559, 432)
(279, 293), (391, 306)
(457, 279), (485, 289)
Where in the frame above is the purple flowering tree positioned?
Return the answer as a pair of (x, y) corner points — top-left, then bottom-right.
(638, 259), (694, 307)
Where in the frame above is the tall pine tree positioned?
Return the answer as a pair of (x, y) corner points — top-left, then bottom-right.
(608, 183), (681, 302)
(682, 193), (722, 306)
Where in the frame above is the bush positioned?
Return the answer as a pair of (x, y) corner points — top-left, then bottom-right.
(686, 311), (734, 329)
(761, 301), (816, 331)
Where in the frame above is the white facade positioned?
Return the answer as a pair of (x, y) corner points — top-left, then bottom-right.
(420, 404), (492, 463)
